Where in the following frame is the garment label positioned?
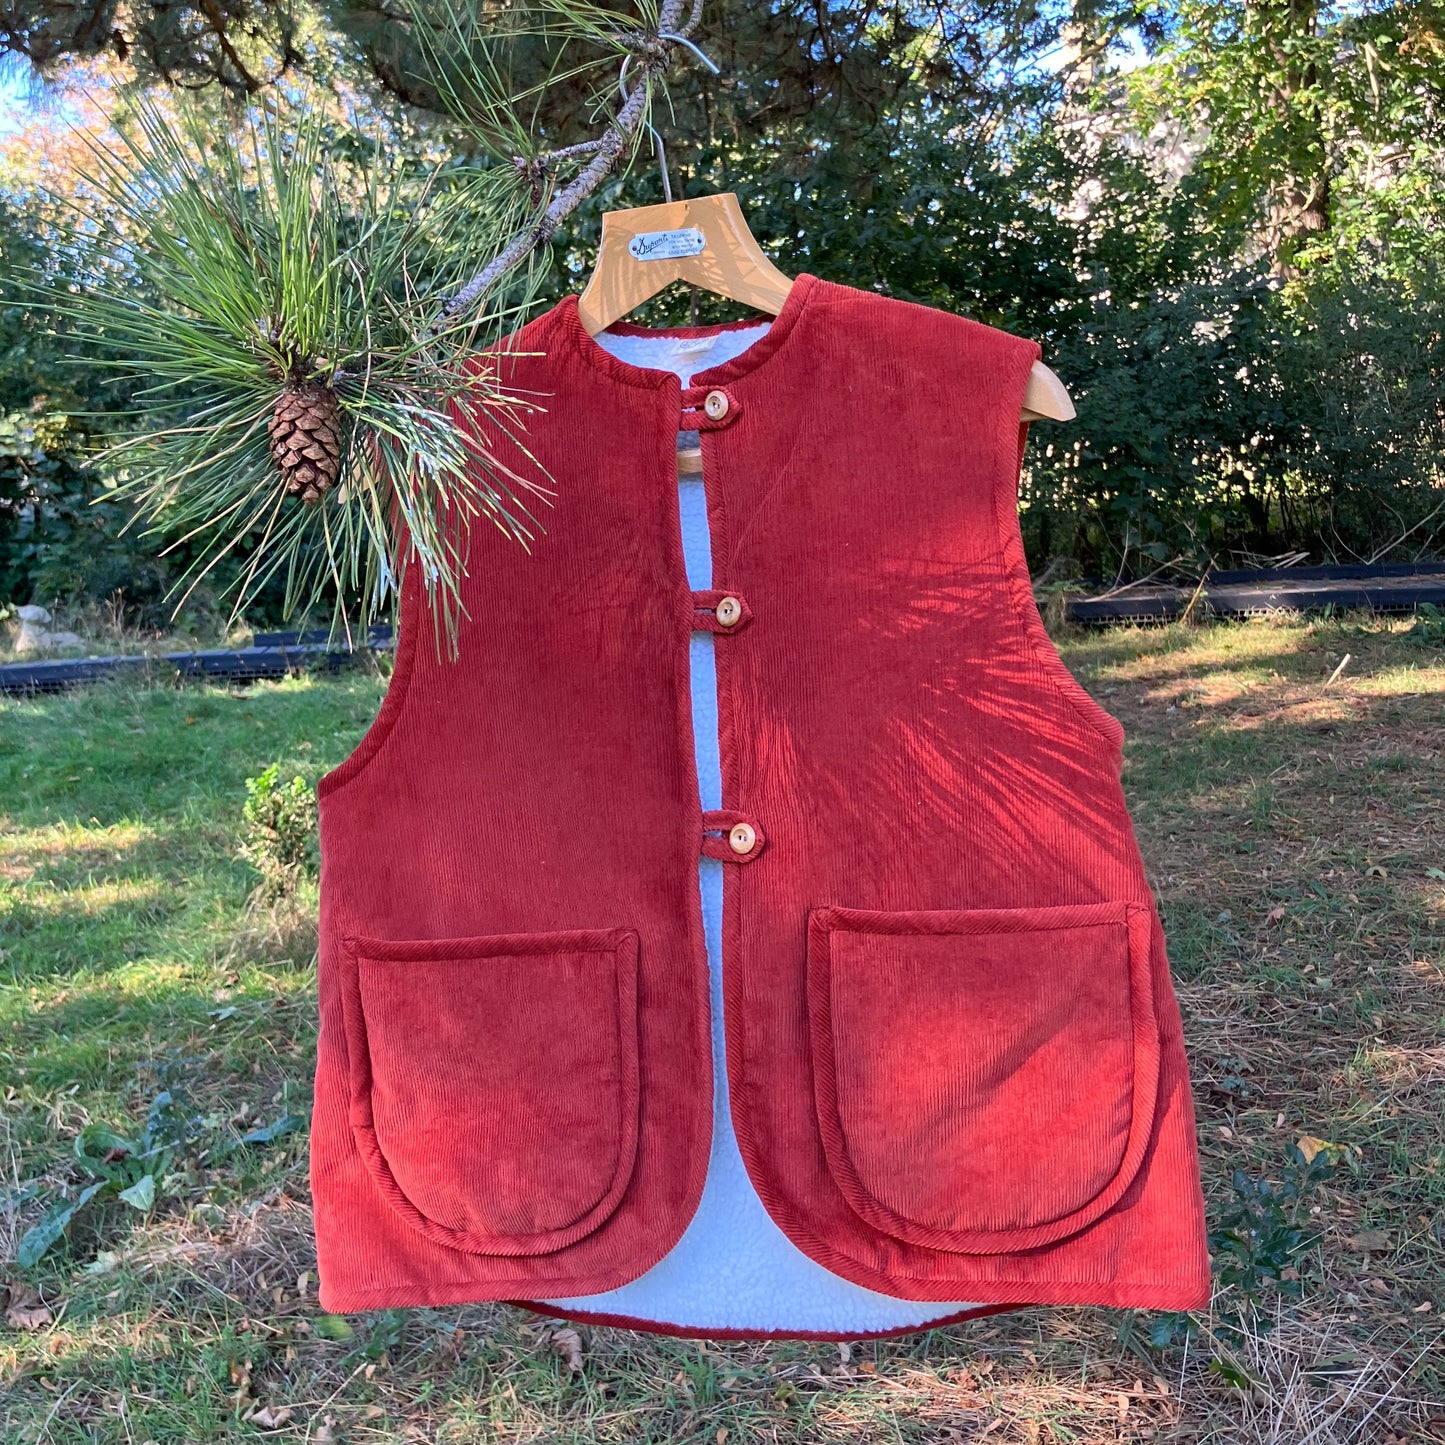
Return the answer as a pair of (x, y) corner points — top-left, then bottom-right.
(628, 227), (706, 262)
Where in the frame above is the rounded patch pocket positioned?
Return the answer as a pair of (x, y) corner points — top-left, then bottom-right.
(340, 928), (640, 1256)
(807, 902), (1158, 1255)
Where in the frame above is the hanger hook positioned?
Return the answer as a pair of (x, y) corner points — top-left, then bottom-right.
(618, 55), (673, 203)
(617, 35), (720, 205)
(656, 33), (721, 74)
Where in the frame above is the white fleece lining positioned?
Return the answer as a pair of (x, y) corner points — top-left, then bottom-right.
(542, 326), (983, 1333)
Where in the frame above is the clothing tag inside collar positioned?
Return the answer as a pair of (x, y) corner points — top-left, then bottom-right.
(628, 227), (706, 261)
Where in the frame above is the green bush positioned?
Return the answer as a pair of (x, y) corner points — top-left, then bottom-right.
(240, 765), (319, 899)
(1023, 266), (1445, 579)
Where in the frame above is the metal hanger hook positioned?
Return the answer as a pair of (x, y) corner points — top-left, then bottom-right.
(617, 35), (721, 205)
(656, 33), (721, 74)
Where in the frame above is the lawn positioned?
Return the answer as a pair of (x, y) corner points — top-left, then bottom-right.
(1, 613), (1442, 1443)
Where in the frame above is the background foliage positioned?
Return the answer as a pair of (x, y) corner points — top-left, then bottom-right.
(0, 0), (1442, 625)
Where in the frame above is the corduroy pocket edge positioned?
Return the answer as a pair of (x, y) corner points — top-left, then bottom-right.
(340, 928), (640, 1257)
(807, 902), (1159, 1255)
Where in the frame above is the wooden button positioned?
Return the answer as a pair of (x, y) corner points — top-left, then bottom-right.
(715, 595), (742, 627)
(703, 389), (730, 421)
(728, 822), (756, 855)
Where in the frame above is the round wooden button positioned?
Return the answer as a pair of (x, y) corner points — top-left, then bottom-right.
(703, 389), (730, 421)
(715, 595), (742, 627)
(728, 821), (757, 855)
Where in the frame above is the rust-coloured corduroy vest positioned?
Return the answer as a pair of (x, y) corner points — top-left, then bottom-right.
(311, 274), (1210, 1336)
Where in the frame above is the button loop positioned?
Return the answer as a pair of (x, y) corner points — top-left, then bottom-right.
(701, 810), (765, 864)
(689, 589), (752, 633)
(681, 383), (740, 431)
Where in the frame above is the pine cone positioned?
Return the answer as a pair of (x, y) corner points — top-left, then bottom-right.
(268, 381), (342, 504)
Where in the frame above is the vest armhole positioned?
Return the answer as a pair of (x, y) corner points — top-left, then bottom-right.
(992, 419), (1126, 754)
(316, 563), (423, 802)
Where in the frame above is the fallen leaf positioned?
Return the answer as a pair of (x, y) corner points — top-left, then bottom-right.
(5, 1283), (54, 1330)
(1367, 865), (1387, 879)
(552, 1326), (584, 1373)
(1266, 906), (1287, 924)
(1413, 1301), (1433, 1313)
(837, 1341), (852, 1365)
(313, 1313), (354, 1342)
(245, 1403), (294, 1428)
(1350, 1230), (1391, 1253)
(1295, 1135), (1336, 1165)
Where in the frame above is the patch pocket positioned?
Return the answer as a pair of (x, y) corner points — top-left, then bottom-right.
(808, 902), (1158, 1254)
(340, 928), (639, 1256)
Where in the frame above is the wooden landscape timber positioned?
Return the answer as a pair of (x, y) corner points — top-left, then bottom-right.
(1067, 563), (1445, 625)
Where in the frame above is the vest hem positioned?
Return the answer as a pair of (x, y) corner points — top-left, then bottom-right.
(311, 1273), (1210, 1318)
(510, 1297), (1023, 1341)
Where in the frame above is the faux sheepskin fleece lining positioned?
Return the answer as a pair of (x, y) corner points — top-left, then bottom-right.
(541, 324), (983, 1333)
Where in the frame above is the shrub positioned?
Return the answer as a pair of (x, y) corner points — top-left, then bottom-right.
(240, 765), (319, 899)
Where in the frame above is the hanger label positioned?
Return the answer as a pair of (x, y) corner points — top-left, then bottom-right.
(628, 227), (706, 262)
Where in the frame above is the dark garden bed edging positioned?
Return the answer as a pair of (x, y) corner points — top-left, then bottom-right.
(0, 628), (393, 696)
(1064, 562), (1445, 625)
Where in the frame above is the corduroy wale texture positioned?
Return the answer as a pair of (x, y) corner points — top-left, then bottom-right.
(310, 274), (1211, 1326)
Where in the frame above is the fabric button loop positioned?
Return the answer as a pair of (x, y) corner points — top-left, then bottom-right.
(690, 589), (753, 633)
(701, 809), (766, 863)
(682, 384), (741, 431)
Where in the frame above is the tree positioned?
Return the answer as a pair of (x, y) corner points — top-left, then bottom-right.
(1128, 0), (1445, 275)
(1, 0), (300, 92)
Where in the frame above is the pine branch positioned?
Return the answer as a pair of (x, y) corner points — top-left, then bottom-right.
(35, 0), (718, 647)
(192, 0), (264, 92)
(438, 0), (702, 327)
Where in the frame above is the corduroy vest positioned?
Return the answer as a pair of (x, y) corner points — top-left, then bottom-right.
(310, 274), (1210, 1337)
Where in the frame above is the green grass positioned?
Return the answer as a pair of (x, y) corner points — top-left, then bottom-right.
(1, 616), (1442, 1443)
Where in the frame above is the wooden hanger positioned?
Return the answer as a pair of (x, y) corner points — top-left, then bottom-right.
(578, 192), (1074, 477)
(579, 194), (793, 338)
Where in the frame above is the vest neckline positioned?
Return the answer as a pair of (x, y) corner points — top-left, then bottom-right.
(557, 273), (821, 391)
